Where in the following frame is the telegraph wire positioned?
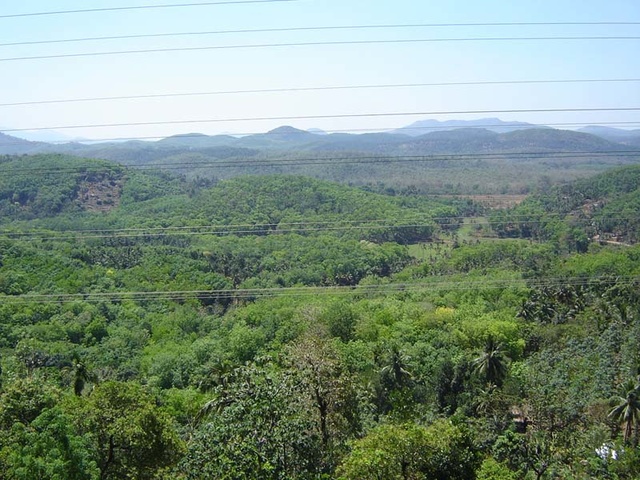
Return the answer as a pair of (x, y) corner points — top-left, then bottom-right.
(2, 78), (639, 108)
(2, 36), (640, 63)
(3, 22), (640, 48)
(0, 0), (298, 19)
(0, 214), (561, 236)
(1, 216), (636, 242)
(3, 107), (640, 133)
(1, 276), (637, 304)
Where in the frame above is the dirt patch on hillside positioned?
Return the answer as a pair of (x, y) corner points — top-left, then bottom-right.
(76, 176), (123, 212)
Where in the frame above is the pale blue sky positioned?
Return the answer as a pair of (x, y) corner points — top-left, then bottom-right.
(1, 0), (639, 140)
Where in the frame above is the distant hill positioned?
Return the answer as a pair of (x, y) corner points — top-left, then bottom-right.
(0, 154), (126, 221)
(0, 122), (631, 159)
(495, 128), (620, 152)
(378, 128), (624, 155)
(392, 117), (539, 136)
(307, 128), (328, 135)
(0, 132), (44, 154)
(577, 126), (640, 146)
(157, 133), (238, 149)
(0, 124), (637, 196)
(9, 129), (81, 143)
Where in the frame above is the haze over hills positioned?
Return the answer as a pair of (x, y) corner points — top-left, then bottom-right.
(0, 121), (633, 158)
(1, 121), (637, 196)
(2, 123), (636, 196)
(577, 126), (640, 146)
(391, 117), (540, 136)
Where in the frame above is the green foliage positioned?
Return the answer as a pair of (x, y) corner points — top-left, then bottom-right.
(0, 154), (638, 478)
(0, 407), (99, 480)
(492, 164), (640, 248)
(475, 457), (518, 480)
(471, 337), (510, 387)
(336, 420), (480, 480)
(74, 382), (184, 480)
(182, 364), (322, 479)
(0, 377), (60, 428)
(441, 239), (553, 275)
(609, 379), (640, 445)
(0, 154), (124, 222)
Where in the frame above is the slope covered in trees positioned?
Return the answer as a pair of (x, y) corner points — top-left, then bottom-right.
(0, 155), (639, 478)
(492, 164), (640, 246)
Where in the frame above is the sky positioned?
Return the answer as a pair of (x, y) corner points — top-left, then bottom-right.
(1, 0), (639, 141)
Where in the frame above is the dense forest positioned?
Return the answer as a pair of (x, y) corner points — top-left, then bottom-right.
(0, 153), (639, 478)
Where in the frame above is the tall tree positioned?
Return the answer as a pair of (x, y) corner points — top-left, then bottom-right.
(379, 343), (413, 390)
(609, 379), (640, 446)
(472, 337), (509, 387)
(74, 381), (184, 480)
(183, 363), (321, 479)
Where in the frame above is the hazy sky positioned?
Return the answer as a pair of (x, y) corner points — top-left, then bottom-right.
(1, 0), (640, 140)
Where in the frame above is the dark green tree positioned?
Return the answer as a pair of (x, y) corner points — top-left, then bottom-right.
(472, 337), (509, 387)
(183, 363), (322, 479)
(609, 379), (640, 446)
(74, 381), (184, 480)
(337, 420), (480, 480)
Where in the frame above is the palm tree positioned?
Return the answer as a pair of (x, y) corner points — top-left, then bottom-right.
(472, 337), (508, 387)
(609, 379), (640, 445)
(72, 355), (94, 396)
(379, 343), (412, 390)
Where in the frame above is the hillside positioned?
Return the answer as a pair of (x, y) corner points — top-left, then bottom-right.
(0, 154), (640, 478)
(578, 126), (640, 146)
(0, 132), (44, 155)
(492, 164), (640, 245)
(0, 154), (127, 221)
(0, 153), (467, 239)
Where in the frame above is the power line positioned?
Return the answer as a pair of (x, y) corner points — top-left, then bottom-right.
(1, 216), (635, 242)
(0, 215), (548, 236)
(1, 276), (637, 304)
(0, 151), (638, 176)
(3, 107), (640, 133)
(0, 0), (297, 19)
(3, 22), (640, 48)
(2, 78), (639, 108)
(2, 36), (639, 63)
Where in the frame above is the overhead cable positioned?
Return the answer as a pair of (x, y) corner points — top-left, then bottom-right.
(1, 276), (637, 304)
(3, 22), (640, 48)
(1, 216), (636, 242)
(3, 107), (640, 133)
(0, 0), (298, 19)
(2, 78), (639, 108)
(2, 36), (640, 62)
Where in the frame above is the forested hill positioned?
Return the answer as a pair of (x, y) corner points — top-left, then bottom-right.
(0, 154), (466, 242)
(1, 153), (640, 478)
(0, 133), (45, 155)
(0, 154), (186, 222)
(492, 164), (640, 246)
